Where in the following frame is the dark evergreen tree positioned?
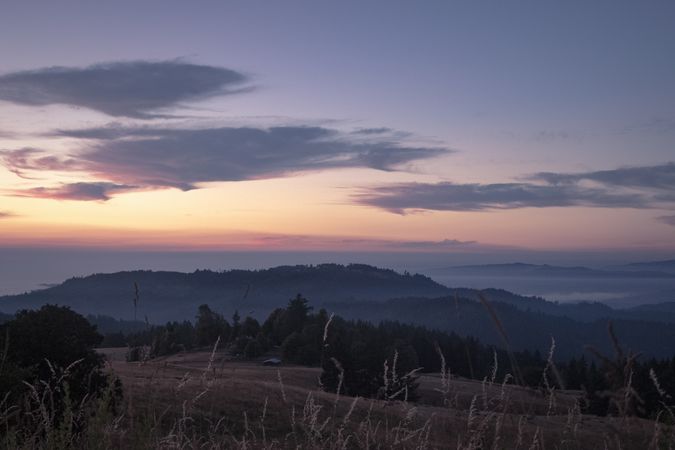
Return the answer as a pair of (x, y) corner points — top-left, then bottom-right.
(231, 310), (241, 340)
(0, 305), (116, 427)
(195, 304), (229, 346)
(241, 316), (261, 338)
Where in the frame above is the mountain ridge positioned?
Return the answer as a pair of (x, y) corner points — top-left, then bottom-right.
(2, 263), (675, 358)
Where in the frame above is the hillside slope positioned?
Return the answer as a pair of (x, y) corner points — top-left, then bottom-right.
(0, 264), (451, 322)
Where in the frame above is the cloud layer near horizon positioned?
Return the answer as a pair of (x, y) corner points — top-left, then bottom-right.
(1, 125), (448, 199)
(356, 163), (675, 213)
(0, 61), (249, 118)
(657, 214), (675, 227)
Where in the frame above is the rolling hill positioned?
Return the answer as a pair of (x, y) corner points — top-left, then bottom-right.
(3, 263), (675, 359)
(0, 264), (452, 323)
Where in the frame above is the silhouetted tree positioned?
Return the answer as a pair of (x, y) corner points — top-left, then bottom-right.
(240, 316), (261, 338)
(284, 294), (312, 336)
(195, 304), (229, 346)
(0, 305), (114, 424)
(231, 309), (241, 339)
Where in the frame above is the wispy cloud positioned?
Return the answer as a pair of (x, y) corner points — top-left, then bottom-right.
(2, 124), (448, 199)
(1, 148), (75, 178)
(0, 211), (17, 218)
(0, 225), (482, 251)
(351, 127), (394, 135)
(253, 234), (479, 251)
(657, 214), (675, 227)
(616, 117), (675, 136)
(356, 163), (675, 214)
(0, 60), (250, 119)
(532, 129), (584, 143)
(355, 181), (650, 214)
(531, 163), (675, 191)
(393, 238), (477, 248)
(9, 182), (136, 201)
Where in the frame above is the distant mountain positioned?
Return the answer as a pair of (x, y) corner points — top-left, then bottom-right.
(2, 262), (675, 358)
(0, 264), (452, 323)
(616, 259), (675, 274)
(444, 263), (674, 278)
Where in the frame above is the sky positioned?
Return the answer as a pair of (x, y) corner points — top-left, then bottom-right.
(1, 0), (674, 256)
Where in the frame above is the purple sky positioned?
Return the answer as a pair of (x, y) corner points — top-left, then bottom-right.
(0, 1), (674, 257)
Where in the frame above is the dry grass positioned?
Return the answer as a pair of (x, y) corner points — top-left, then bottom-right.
(73, 349), (668, 449)
(2, 333), (672, 449)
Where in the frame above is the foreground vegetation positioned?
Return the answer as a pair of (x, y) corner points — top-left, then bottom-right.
(1, 297), (674, 448)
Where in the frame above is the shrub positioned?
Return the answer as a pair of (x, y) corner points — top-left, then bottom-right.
(0, 305), (107, 402)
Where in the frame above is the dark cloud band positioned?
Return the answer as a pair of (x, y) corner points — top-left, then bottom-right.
(356, 163), (675, 214)
(532, 163), (675, 191)
(2, 125), (448, 199)
(0, 60), (249, 119)
(355, 181), (652, 214)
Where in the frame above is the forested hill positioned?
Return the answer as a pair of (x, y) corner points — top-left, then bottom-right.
(0, 264), (452, 323)
(2, 263), (675, 359)
(326, 296), (675, 360)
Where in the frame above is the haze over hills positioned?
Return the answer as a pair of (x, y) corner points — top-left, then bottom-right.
(444, 262), (675, 278)
(614, 259), (675, 274)
(428, 260), (675, 308)
(2, 262), (675, 359)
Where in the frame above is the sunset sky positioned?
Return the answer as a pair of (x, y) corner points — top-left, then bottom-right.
(1, 1), (674, 253)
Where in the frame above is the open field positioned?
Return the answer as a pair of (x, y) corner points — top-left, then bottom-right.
(99, 348), (667, 449)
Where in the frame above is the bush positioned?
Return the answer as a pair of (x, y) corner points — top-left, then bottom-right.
(0, 305), (120, 441)
(0, 305), (107, 402)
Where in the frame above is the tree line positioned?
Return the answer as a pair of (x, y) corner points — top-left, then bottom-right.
(2, 297), (673, 422)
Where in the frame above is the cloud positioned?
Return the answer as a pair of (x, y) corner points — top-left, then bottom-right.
(10, 182), (136, 201)
(532, 163), (675, 191)
(253, 234), (478, 251)
(355, 163), (675, 214)
(0, 60), (249, 118)
(532, 130), (583, 143)
(351, 127), (393, 135)
(657, 214), (675, 227)
(2, 125), (448, 198)
(392, 238), (477, 248)
(1, 148), (75, 178)
(0, 211), (16, 218)
(355, 181), (650, 214)
(616, 117), (675, 136)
